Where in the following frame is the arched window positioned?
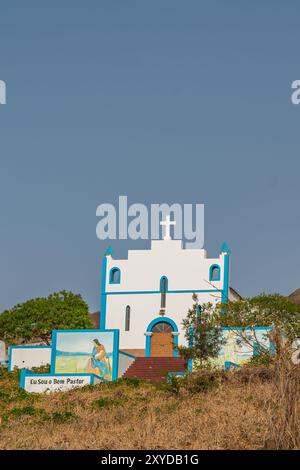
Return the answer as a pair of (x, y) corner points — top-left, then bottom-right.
(109, 267), (121, 284)
(209, 264), (220, 282)
(151, 321), (173, 333)
(125, 305), (130, 331)
(160, 276), (167, 310)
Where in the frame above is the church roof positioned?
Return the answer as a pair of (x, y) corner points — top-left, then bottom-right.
(229, 287), (243, 301)
(89, 311), (100, 328)
(288, 288), (300, 305)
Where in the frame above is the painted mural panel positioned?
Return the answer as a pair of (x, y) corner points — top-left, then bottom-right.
(214, 327), (273, 368)
(193, 327), (273, 370)
(52, 330), (118, 381)
(0, 341), (6, 364)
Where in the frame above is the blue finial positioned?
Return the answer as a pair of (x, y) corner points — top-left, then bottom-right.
(105, 245), (113, 256)
(220, 242), (231, 254)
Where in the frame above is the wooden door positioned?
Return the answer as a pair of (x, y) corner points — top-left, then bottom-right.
(151, 332), (173, 357)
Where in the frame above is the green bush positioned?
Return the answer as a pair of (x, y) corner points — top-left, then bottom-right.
(184, 371), (220, 393)
(118, 378), (145, 388)
(9, 406), (37, 417)
(93, 397), (126, 409)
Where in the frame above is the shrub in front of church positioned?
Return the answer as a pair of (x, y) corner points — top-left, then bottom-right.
(0, 365), (33, 406)
(184, 368), (226, 394)
(0, 290), (93, 345)
(178, 294), (225, 367)
(164, 368), (225, 395)
(249, 351), (274, 367)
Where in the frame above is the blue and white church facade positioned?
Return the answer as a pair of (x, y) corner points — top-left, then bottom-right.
(100, 238), (232, 357)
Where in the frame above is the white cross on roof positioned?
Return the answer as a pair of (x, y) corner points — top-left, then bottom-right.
(160, 215), (176, 240)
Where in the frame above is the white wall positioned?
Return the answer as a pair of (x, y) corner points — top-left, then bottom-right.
(118, 352), (136, 377)
(9, 346), (52, 371)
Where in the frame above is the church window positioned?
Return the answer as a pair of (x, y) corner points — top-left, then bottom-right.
(160, 276), (167, 309)
(209, 265), (220, 282)
(151, 321), (173, 333)
(109, 267), (121, 284)
(125, 305), (130, 331)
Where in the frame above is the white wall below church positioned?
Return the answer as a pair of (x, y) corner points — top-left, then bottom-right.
(9, 346), (52, 371)
(118, 352), (136, 377)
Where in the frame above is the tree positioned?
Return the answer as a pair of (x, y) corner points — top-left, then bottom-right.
(178, 293), (225, 366)
(219, 294), (299, 328)
(217, 294), (300, 340)
(0, 290), (93, 345)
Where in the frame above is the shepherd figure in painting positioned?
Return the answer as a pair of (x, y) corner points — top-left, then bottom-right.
(89, 339), (111, 379)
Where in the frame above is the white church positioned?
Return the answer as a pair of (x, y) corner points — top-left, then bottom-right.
(100, 217), (234, 358)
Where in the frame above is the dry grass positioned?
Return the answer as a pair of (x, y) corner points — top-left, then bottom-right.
(265, 355), (300, 449)
(1, 364), (296, 450)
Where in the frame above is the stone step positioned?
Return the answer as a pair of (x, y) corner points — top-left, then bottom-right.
(123, 356), (188, 381)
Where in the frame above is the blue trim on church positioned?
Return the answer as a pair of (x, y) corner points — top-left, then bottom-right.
(106, 288), (220, 295)
(159, 276), (169, 291)
(100, 255), (107, 330)
(220, 242), (232, 254)
(221, 252), (230, 304)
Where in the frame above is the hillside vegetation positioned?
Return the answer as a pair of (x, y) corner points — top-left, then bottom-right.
(0, 363), (299, 450)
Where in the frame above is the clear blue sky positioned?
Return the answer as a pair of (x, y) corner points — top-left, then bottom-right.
(0, 1), (299, 312)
